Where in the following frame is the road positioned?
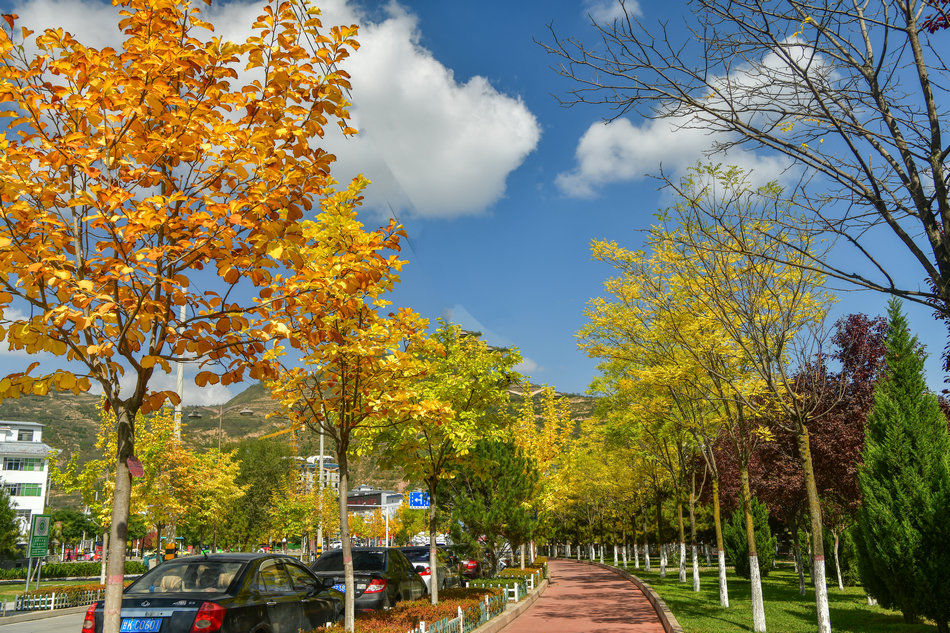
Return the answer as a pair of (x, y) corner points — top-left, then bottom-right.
(0, 611), (83, 633)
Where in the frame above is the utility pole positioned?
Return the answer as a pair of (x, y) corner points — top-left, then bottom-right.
(174, 304), (186, 440)
(316, 428), (324, 554)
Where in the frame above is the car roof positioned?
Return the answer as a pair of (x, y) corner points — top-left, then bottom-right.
(166, 553), (274, 563)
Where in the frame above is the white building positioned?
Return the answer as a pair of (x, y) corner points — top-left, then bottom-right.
(0, 421), (52, 533)
(297, 454), (341, 492)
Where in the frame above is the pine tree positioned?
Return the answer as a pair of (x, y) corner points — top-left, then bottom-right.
(854, 299), (950, 632)
(723, 497), (776, 579)
(0, 489), (21, 559)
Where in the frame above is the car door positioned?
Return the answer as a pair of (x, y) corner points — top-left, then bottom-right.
(392, 550), (422, 600)
(284, 559), (339, 629)
(253, 559), (303, 633)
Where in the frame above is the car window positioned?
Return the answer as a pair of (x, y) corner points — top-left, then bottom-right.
(255, 560), (294, 593)
(285, 561), (321, 592)
(126, 561), (245, 594)
(311, 550), (386, 572)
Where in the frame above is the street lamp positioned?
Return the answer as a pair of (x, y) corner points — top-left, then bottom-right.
(187, 405), (255, 449)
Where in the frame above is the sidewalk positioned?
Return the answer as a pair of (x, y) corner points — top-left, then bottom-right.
(498, 559), (666, 633)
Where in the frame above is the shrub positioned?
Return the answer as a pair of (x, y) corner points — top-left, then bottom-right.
(0, 560), (144, 580)
(723, 497), (776, 579)
(307, 587), (503, 633)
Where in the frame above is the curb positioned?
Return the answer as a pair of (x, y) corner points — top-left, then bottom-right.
(473, 577), (549, 633)
(0, 604), (88, 624)
(563, 559), (685, 633)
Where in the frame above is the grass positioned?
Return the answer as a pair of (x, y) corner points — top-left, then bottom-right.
(610, 560), (935, 633)
(0, 579), (96, 603)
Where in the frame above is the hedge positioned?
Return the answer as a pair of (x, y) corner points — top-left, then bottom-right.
(308, 587), (504, 633)
(23, 581), (131, 598)
(0, 560), (146, 580)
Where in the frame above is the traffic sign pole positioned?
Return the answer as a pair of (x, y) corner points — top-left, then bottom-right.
(25, 514), (52, 594)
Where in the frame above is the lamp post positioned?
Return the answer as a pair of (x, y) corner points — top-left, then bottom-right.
(187, 404), (255, 450)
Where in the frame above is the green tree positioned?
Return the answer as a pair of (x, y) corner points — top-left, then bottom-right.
(723, 497), (776, 579)
(223, 440), (295, 549)
(854, 299), (950, 632)
(379, 322), (520, 603)
(52, 509), (99, 550)
(0, 489), (21, 559)
(442, 439), (540, 575)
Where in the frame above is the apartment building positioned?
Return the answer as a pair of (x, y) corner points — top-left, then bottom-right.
(0, 421), (52, 533)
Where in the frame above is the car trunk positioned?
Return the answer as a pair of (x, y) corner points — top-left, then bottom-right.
(310, 571), (382, 597)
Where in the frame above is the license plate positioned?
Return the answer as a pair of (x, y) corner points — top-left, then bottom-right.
(332, 583), (346, 592)
(120, 618), (162, 633)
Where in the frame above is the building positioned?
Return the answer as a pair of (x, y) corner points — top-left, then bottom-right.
(346, 485), (403, 516)
(0, 421), (52, 533)
(297, 454), (341, 492)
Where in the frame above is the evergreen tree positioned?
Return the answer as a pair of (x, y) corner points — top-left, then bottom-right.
(854, 299), (950, 632)
(723, 497), (776, 579)
(441, 439), (539, 574)
(0, 489), (21, 559)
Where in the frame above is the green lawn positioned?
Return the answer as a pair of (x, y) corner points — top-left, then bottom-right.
(613, 561), (935, 633)
(0, 579), (97, 603)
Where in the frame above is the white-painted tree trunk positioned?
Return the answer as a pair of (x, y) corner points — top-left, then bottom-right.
(599, 542), (604, 564)
(867, 594), (877, 606)
(717, 548), (729, 608)
(634, 542), (640, 569)
(644, 542), (651, 571)
(692, 544), (700, 592)
(705, 544), (711, 566)
(679, 541), (687, 582)
(613, 544), (618, 566)
(566, 542), (571, 558)
(749, 554), (766, 632)
(814, 557), (831, 633)
(622, 544), (627, 566)
(660, 545), (667, 577)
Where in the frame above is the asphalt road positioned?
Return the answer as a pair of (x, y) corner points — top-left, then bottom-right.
(0, 611), (83, 633)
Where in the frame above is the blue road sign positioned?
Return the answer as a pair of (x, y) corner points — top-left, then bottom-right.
(408, 491), (430, 509)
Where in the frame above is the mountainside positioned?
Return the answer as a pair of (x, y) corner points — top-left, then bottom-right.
(0, 381), (598, 487)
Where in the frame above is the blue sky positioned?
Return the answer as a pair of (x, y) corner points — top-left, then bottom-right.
(1, 0), (947, 400)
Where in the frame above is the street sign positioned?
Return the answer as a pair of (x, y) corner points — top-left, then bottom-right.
(408, 491), (430, 509)
(29, 514), (51, 558)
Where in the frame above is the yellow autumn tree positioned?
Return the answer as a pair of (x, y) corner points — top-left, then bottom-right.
(0, 1), (362, 630)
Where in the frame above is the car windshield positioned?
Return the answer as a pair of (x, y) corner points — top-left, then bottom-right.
(127, 560), (246, 594)
(399, 549), (432, 562)
(312, 551), (386, 572)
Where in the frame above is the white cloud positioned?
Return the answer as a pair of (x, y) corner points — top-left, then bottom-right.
(556, 117), (789, 197)
(514, 357), (540, 374)
(9, 0), (540, 219)
(584, 0), (641, 23)
(442, 304), (542, 376)
(556, 38), (832, 197)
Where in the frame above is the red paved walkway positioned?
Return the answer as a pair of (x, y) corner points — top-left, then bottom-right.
(499, 559), (666, 633)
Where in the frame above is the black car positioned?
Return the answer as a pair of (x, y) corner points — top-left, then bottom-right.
(81, 553), (342, 633)
(309, 547), (427, 611)
(397, 547), (459, 592)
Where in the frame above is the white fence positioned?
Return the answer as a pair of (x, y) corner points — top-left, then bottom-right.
(14, 589), (104, 612)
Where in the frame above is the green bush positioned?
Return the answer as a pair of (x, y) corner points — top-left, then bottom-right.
(723, 497), (776, 579)
(0, 560), (145, 580)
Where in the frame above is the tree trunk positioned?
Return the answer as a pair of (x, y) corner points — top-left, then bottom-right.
(689, 472), (700, 592)
(520, 543), (525, 570)
(656, 496), (666, 578)
(797, 428), (832, 633)
(428, 479), (439, 605)
(833, 529), (843, 590)
(337, 458), (355, 632)
(103, 407), (134, 633)
(677, 499), (687, 583)
(741, 466), (766, 632)
(712, 478), (728, 607)
(792, 521), (806, 597)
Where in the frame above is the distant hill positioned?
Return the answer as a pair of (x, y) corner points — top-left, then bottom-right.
(0, 380), (598, 491)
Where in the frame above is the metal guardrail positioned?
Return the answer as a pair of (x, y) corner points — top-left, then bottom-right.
(14, 589), (105, 612)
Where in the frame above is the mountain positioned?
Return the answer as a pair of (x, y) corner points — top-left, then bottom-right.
(0, 381), (598, 487)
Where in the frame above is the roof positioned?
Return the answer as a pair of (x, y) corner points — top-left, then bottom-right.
(0, 442), (52, 456)
(0, 421), (45, 428)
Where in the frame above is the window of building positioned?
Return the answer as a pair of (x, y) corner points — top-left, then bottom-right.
(2, 457), (44, 471)
(15, 509), (30, 523)
(16, 429), (33, 442)
(3, 483), (42, 497)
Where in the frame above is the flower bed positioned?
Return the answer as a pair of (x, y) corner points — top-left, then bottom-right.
(309, 587), (504, 633)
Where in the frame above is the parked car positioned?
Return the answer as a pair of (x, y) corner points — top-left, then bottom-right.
(81, 553), (342, 633)
(448, 546), (482, 579)
(397, 547), (459, 592)
(309, 547), (427, 611)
